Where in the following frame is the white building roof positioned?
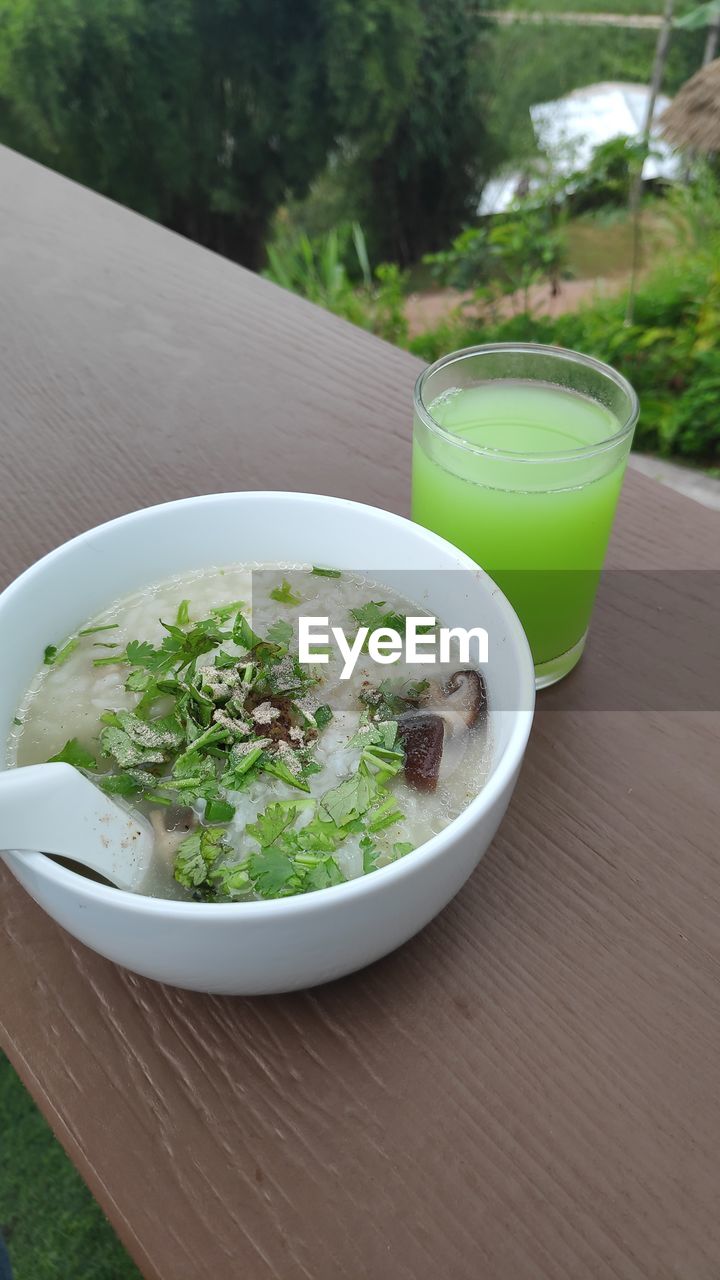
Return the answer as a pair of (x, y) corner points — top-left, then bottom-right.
(479, 80), (682, 216)
(530, 81), (680, 181)
(477, 170), (535, 217)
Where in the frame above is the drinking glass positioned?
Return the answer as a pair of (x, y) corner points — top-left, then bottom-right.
(412, 343), (639, 687)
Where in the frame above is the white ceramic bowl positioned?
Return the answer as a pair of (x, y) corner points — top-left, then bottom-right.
(0, 493), (534, 994)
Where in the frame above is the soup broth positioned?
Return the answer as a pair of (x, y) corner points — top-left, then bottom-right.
(9, 565), (493, 901)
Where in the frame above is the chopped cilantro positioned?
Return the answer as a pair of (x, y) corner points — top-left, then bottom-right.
(99, 710), (123, 728)
(318, 769), (376, 827)
(265, 618), (293, 648)
(174, 826), (228, 888)
(366, 794), (404, 833)
(350, 601), (407, 635)
(44, 637), (79, 666)
(361, 677), (430, 720)
(78, 624), (119, 636)
(39, 587), (420, 904)
(100, 772), (144, 797)
(113, 710), (183, 751)
(181, 723), (228, 756)
(393, 842), (414, 859)
(232, 613), (262, 650)
(157, 620), (220, 671)
(246, 803), (298, 848)
(208, 862), (252, 899)
(346, 719), (404, 783)
(248, 847), (300, 898)
(303, 856), (344, 890)
(48, 738), (96, 770)
(293, 814), (341, 854)
(125, 668), (153, 692)
(311, 566), (342, 578)
(313, 704), (333, 729)
(220, 745), (265, 790)
(204, 797), (236, 824)
(126, 640), (156, 667)
(261, 758), (311, 792)
(168, 749), (221, 805)
(360, 835), (379, 874)
(209, 599), (245, 623)
(347, 718), (397, 751)
(99, 725), (167, 769)
(269, 579), (302, 606)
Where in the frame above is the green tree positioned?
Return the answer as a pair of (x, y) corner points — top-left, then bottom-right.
(486, 22), (705, 164)
(346, 0), (497, 263)
(0, 0), (420, 267)
(424, 199), (568, 313)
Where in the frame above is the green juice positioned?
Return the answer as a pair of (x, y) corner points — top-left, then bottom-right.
(412, 381), (628, 666)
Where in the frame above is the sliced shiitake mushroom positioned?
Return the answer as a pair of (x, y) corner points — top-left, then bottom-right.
(396, 712), (445, 793)
(395, 670), (486, 791)
(442, 669), (486, 732)
(150, 805), (198, 862)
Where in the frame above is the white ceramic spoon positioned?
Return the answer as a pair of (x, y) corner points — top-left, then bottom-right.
(0, 763), (154, 892)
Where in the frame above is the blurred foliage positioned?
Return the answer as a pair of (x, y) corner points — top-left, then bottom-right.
(281, 0), (498, 265)
(424, 204), (568, 307)
(485, 23), (705, 163)
(0, 1054), (141, 1279)
(263, 222), (408, 345)
(266, 16), (705, 258)
(409, 166), (720, 463)
(0, 0), (421, 267)
(675, 0), (720, 29)
(1, 0), (716, 467)
(567, 136), (649, 213)
(0, 0), (493, 270)
(340, 0), (498, 265)
(265, 222), (370, 324)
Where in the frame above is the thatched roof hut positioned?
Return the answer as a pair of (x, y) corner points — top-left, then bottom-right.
(660, 58), (720, 153)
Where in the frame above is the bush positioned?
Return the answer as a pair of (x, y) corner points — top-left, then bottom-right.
(264, 223), (371, 326)
(264, 223), (408, 345)
(669, 354), (720, 458)
(408, 216), (720, 463)
(567, 136), (647, 214)
(424, 204), (568, 309)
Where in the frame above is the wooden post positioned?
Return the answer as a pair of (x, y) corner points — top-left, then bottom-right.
(703, 12), (720, 63)
(625, 0), (675, 325)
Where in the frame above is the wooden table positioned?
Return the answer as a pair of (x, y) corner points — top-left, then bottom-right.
(1, 144), (719, 1280)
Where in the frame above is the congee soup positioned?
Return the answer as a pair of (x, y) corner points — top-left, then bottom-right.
(8, 565), (492, 901)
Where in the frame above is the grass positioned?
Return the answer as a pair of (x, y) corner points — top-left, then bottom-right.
(564, 204), (680, 277)
(404, 207), (679, 310)
(0, 1054), (141, 1280)
(494, 0), (694, 15)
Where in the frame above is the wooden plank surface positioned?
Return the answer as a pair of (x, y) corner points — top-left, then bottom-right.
(1, 144), (719, 1280)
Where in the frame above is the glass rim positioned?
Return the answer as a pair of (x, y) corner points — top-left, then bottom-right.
(413, 342), (640, 463)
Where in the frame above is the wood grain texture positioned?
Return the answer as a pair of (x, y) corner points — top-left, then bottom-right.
(1, 144), (719, 1280)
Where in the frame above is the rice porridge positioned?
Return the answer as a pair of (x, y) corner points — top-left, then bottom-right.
(9, 564), (493, 901)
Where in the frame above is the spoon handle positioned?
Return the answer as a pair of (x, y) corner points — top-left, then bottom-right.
(0, 762), (153, 891)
